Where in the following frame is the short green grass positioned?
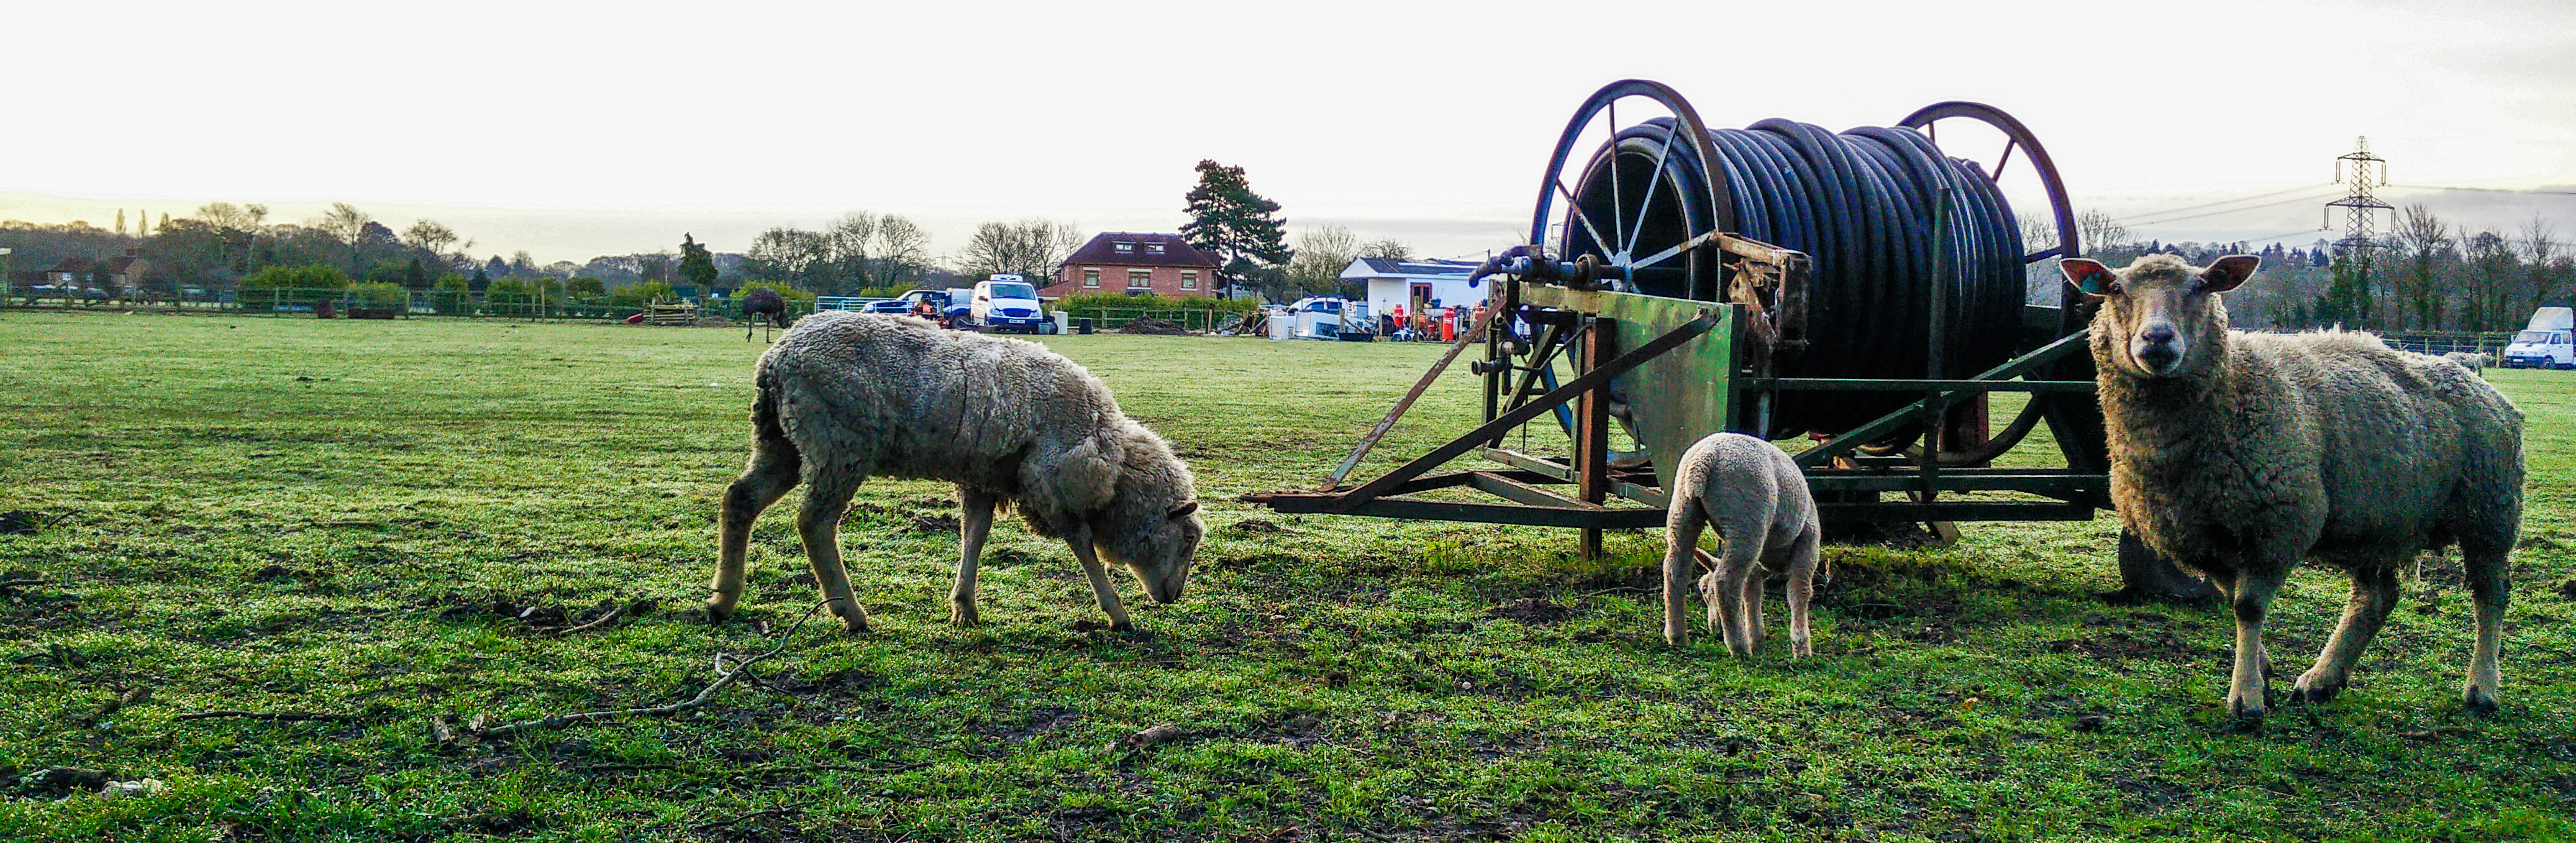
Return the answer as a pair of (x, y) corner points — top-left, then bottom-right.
(2, 310), (2572, 842)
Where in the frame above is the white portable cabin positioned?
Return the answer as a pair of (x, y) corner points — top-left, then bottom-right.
(1340, 256), (1485, 324)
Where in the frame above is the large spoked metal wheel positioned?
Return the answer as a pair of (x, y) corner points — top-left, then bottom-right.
(1529, 80), (1734, 302)
(1895, 102), (2082, 332)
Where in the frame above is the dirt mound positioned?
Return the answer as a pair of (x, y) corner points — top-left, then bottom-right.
(1118, 317), (1188, 335)
(1488, 598), (1571, 626)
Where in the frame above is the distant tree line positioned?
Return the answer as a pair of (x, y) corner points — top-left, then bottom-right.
(0, 202), (766, 299)
(5, 170), (1431, 306)
(2053, 206), (2570, 333)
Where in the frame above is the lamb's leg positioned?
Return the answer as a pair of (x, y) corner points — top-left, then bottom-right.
(2223, 567), (2287, 719)
(1710, 540), (1762, 657)
(1663, 506), (1708, 646)
(1741, 562), (1767, 649)
(1784, 526), (1821, 658)
(950, 488), (994, 626)
(794, 465), (872, 635)
(2461, 544), (2511, 714)
(711, 444), (799, 623)
(2295, 564), (2400, 704)
(1063, 524), (1134, 632)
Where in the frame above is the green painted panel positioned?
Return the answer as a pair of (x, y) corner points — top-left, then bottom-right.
(1519, 286), (1741, 494)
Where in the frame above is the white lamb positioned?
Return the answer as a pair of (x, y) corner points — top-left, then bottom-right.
(1662, 432), (1823, 656)
(708, 311), (1205, 634)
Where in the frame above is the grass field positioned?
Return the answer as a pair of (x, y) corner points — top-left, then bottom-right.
(2, 310), (2572, 842)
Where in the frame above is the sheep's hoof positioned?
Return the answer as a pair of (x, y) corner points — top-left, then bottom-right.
(949, 604), (981, 627)
(839, 617), (872, 636)
(2226, 698), (2267, 723)
(2462, 685), (2500, 715)
(2292, 673), (2344, 704)
(1108, 621), (1137, 635)
(704, 598), (735, 626)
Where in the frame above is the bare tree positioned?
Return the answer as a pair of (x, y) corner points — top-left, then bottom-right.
(635, 252), (675, 285)
(1287, 225), (1360, 296)
(317, 203), (371, 245)
(2462, 230), (2521, 331)
(315, 203), (375, 271)
(1360, 238), (1411, 261)
(872, 215), (931, 289)
(746, 227), (833, 291)
(400, 219), (471, 262)
(195, 202), (268, 232)
(2389, 205), (2454, 330)
(829, 212), (877, 290)
(956, 219), (1083, 283)
(2077, 209), (2131, 258)
(2519, 216), (2561, 317)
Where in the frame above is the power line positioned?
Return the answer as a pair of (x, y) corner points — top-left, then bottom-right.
(2242, 227), (2331, 245)
(2128, 189), (2345, 227)
(2111, 183), (2334, 224)
(2388, 184), (2576, 197)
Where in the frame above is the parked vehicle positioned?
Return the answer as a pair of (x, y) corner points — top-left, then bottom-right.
(968, 275), (1049, 333)
(860, 299), (913, 314)
(896, 289), (948, 310)
(1286, 296), (1373, 341)
(2502, 306), (2574, 370)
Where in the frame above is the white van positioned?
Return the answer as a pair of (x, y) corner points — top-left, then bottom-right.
(2501, 306), (2574, 370)
(968, 275), (1047, 333)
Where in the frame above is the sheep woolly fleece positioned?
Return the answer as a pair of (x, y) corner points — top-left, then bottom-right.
(2080, 253), (2523, 717)
(2089, 257), (2522, 568)
(760, 312), (1194, 546)
(709, 311), (1201, 632)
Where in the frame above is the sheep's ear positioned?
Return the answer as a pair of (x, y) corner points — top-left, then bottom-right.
(1170, 501), (1199, 519)
(2060, 258), (2118, 299)
(2199, 255), (2261, 293)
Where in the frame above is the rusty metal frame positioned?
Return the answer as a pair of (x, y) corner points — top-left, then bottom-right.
(1243, 311), (1720, 531)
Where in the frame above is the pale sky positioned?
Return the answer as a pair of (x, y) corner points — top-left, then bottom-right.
(8, 0), (2573, 263)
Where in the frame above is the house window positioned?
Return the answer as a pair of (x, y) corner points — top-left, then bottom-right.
(1180, 270), (1196, 290)
(1113, 241), (1135, 253)
(1127, 269), (1154, 289)
(1082, 268), (1100, 288)
(1147, 242), (1167, 255)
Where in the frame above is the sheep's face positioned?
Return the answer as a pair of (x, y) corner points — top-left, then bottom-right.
(2063, 254), (2260, 378)
(1098, 501), (1203, 604)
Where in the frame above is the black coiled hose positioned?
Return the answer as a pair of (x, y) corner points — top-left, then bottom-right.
(1570, 117), (2024, 435)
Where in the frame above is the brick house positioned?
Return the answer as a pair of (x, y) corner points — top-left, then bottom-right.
(42, 250), (150, 293)
(1036, 232), (1222, 300)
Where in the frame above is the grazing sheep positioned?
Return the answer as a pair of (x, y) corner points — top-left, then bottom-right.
(1662, 432), (1822, 656)
(2442, 351), (2492, 373)
(742, 287), (787, 342)
(709, 311), (1205, 634)
(2062, 253), (2523, 719)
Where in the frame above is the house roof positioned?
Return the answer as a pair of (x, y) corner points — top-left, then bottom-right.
(1060, 232), (1221, 269)
(46, 256), (143, 273)
(1342, 256), (1480, 279)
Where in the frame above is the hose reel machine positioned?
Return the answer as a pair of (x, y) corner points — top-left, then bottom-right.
(1248, 80), (2214, 602)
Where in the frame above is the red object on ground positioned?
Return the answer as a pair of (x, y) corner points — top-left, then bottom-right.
(625, 313), (645, 324)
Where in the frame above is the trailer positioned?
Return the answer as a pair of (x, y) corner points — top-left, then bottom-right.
(1243, 80), (2212, 601)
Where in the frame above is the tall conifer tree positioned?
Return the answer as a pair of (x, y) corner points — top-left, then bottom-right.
(1180, 160), (1292, 296)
